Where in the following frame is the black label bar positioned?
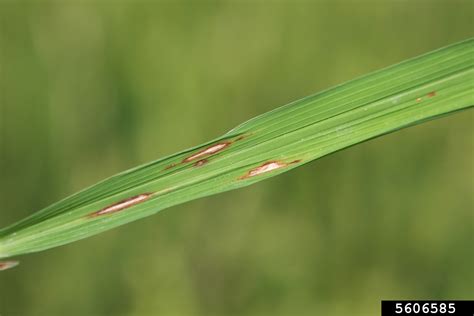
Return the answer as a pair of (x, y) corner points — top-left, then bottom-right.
(382, 300), (473, 316)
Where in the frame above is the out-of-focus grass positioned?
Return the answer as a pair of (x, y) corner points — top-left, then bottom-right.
(0, 2), (473, 316)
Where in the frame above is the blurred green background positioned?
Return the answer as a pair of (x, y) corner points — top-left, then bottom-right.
(0, 1), (473, 315)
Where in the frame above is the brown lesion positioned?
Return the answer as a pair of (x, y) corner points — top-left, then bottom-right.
(183, 142), (232, 163)
(416, 91), (437, 103)
(193, 159), (209, 167)
(427, 91), (436, 98)
(239, 160), (302, 180)
(0, 261), (19, 271)
(163, 133), (249, 171)
(88, 193), (152, 217)
(164, 163), (177, 170)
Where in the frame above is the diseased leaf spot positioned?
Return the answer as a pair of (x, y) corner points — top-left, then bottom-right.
(89, 193), (152, 217)
(164, 163), (177, 170)
(416, 91), (437, 103)
(239, 160), (302, 179)
(164, 134), (247, 171)
(183, 142), (231, 163)
(0, 261), (19, 271)
(194, 159), (208, 167)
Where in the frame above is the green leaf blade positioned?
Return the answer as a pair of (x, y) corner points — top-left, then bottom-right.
(0, 38), (472, 259)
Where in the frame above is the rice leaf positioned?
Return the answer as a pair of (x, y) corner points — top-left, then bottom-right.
(0, 38), (472, 260)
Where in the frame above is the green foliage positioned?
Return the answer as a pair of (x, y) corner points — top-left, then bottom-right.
(0, 39), (472, 260)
